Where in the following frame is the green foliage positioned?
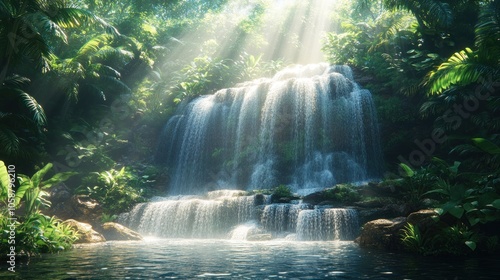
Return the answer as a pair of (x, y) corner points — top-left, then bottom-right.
(400, 223), (426, 253)
(397, 158), (454, 206)
(0, 75), (47, 161)
(383, 0), (454, 29)
(324, 184), (361, 204)
(168, 56), (230, 101)
(471, 138), (500, 155)
(1, 212), (80, 256)
(81, 167), (145, 214)
(397, 152), (500, 255)
(272, 184), (293, 199)
(0, 162), (79, 256)
(425, 1), (500, 95)
(401, 222), (478, 256)
(100, 213), (118, 223)
(16, 163), (77, 216)
(0, 161), (11, 203)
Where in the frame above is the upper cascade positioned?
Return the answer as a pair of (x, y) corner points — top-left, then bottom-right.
(156, 63), (382, 195)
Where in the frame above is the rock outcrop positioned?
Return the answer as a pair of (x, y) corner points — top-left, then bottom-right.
(66, 219), (106, 243)
(49, 195), (102, 225)
(101, 222), (143, 241)
(355, 217), (407, 250)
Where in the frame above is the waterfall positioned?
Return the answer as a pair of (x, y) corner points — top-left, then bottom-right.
(119, 191), (257, 238)
(119, 191), (359, 241)
(296, 208), (359, 241)
(156, 63), (382, 195)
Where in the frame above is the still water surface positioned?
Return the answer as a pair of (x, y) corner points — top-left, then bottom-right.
(2, 239), (499, 279)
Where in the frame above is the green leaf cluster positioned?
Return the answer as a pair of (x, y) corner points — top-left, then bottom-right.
(0, 161), (79, 256)
(80, 167), (145, 214)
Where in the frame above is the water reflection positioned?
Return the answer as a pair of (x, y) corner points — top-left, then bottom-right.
(2, 239), (499, 279)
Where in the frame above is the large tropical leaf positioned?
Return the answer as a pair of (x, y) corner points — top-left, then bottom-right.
(31, 163), (54, 190)
(471, 138), (500, 155)
(425, 48), (499, 94)
(0, 160), (11, 201)
(41, 171), (77, 189)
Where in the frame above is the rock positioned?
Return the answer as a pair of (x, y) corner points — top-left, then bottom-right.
(357, 180), (401, 198)
(254, 194), (266, 206)
(302, 187), (335, 205)
(48, 184), (72, 204)
(101, 222), (143, 241)
(65, 219), (106, 243)
(247, 234), (273, 241)
(356, 203), (408, 225)
(354, 200), (386, 208)
(406, 209), (439, 232)
(355, 217), (406, 250)
(49, 195), (102, 225)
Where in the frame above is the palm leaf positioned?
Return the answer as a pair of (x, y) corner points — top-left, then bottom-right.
(19, 91), (47, 126)
(426, 48), (498, 95)
(475, 1), (500, 48)
(25, 11), (68, 43)
(2, 74), (31, 87)
(421, 1), (453, 28)
(51, 8), (119, 35)
(72, 34), (114, 63)
(0, 125), (20, 156)
(383, 0), (453, 28)
(0, 1), (12, 18)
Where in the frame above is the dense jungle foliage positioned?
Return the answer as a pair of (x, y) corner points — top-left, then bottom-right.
(1, 0), (499, 256)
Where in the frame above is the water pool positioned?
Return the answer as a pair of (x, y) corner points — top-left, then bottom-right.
(2, 239), (499, 279)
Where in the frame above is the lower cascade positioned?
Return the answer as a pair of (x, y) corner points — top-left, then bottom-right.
(119, 190), (359, 241)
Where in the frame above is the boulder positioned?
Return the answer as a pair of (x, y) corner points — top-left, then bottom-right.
(406, 209), (440, 234)
(357, 180), (400, 198)
(407, 209), (438, 226)
(49, 195), (102, 225)
(101, 222), (143, 241)
(302, 187), (335, 205)
(356, 203), (408, 225)
(355, 217), (406, 250)
(65, 219), (106, 243)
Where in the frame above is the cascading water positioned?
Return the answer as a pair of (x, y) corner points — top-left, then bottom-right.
(140, 63), (379, 241)
(119, 191), (359, 241)
(119, 190), (257, 238)
(156, 63), (382, 195)
(295, 208), (359, 241)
